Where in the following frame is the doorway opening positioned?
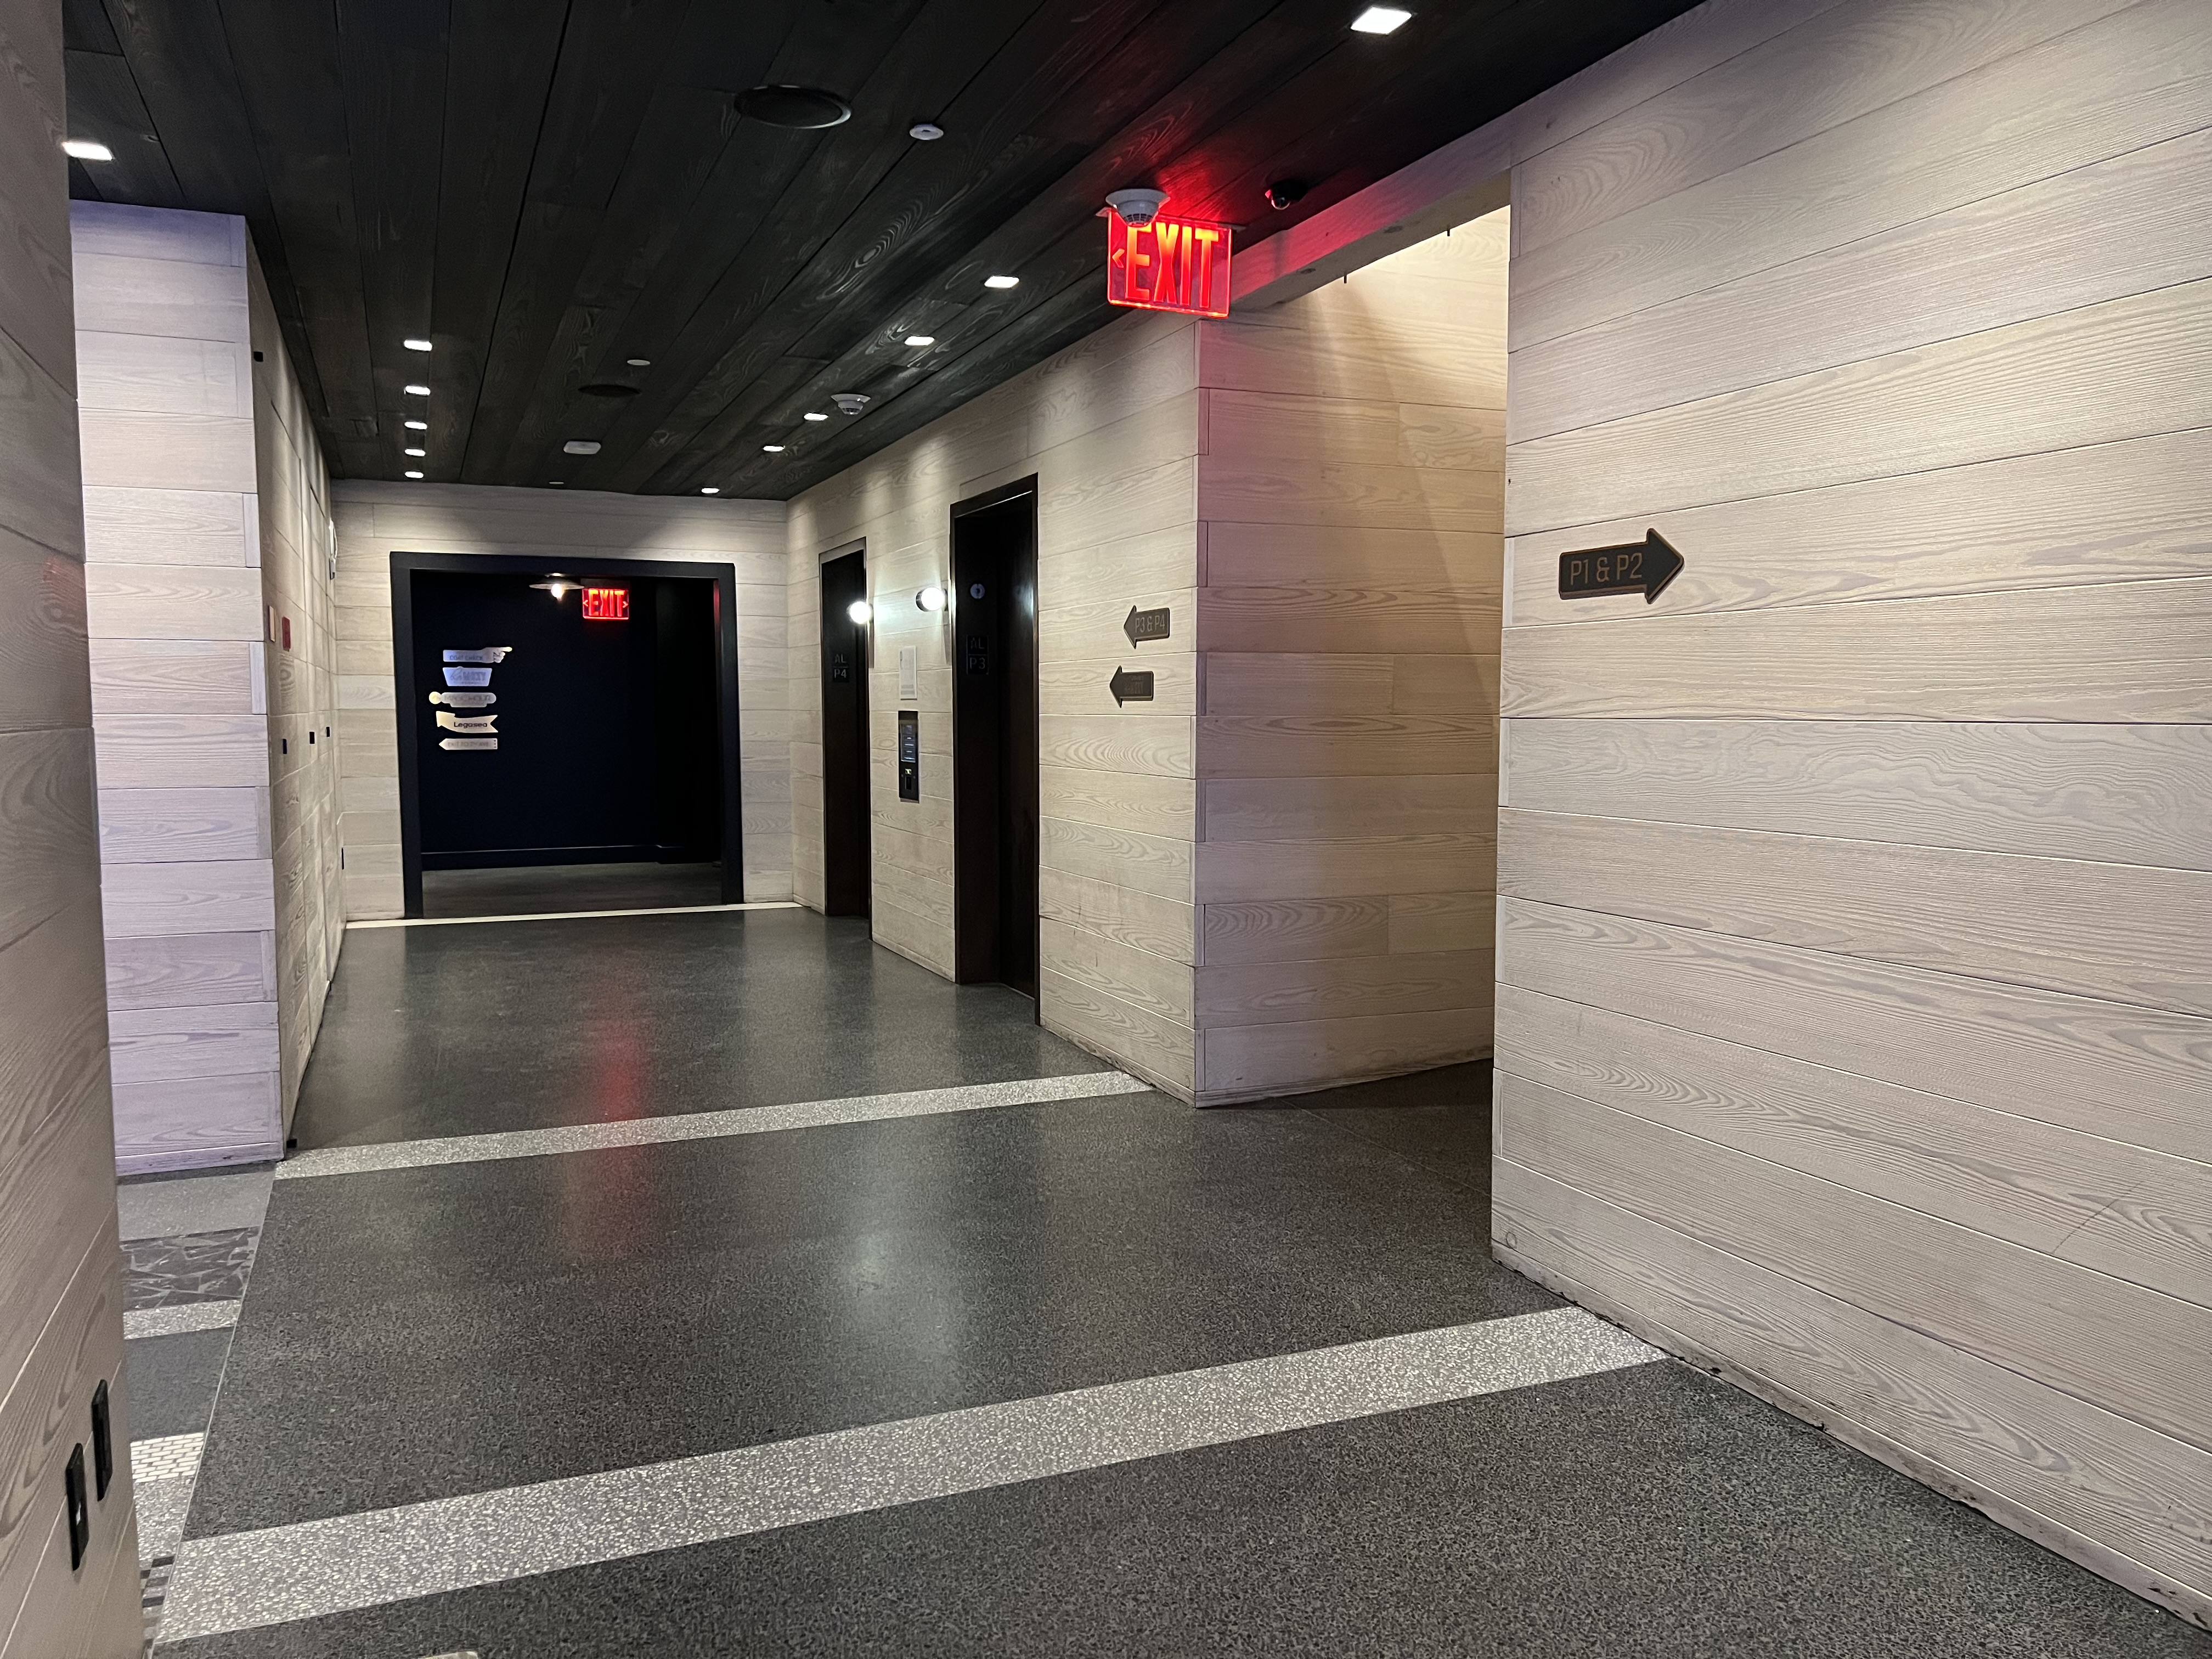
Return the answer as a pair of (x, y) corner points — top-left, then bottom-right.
(391, 553), (744, 918)
(819, 541), (872, 918)
(950, 479), (1040, 1000)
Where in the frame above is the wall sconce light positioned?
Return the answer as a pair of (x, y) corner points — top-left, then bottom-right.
(916, 585), (947, 612)
(531, 572), (578, 600)
(847, 599), (873, 625)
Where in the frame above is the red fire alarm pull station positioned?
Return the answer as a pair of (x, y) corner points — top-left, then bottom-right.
(580, 585), (630, 621)
(1106, 212), (1232, 318)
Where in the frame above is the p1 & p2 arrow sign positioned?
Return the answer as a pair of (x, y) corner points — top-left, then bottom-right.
(1558, 529), (1684, 603)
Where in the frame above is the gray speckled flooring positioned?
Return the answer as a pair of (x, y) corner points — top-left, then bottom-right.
(159, 1362), (2210, 1659)
(154, 908), (2211, 1657)
(420, 860), (726, 918)
(159, 1308), (1658, 1643)
(292, 909), (1095, 1147)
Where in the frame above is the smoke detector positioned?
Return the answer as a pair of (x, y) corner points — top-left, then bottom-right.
(1106, 187), (1170, 226)
(831, 392), (871, 416)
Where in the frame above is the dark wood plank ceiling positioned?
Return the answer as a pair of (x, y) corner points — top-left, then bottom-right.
(64, 0), (1694, 500)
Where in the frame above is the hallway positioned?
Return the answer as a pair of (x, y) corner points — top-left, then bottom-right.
(143, 911), (2199, 1657)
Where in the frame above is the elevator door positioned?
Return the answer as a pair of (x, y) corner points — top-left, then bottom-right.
(951, 486), (1039, 999)
(820, 547), (872, 917)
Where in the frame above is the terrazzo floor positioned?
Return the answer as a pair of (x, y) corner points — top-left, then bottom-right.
(143, 907), (2210, 1657)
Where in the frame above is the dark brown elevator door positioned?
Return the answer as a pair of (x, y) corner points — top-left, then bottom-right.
(951, 487), (1039, 1000)
(820, 549), (871, 917)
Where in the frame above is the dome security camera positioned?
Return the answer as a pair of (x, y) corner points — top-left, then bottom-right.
(1263, 178), (1308, 211)
(1105, 187), (1170, 226)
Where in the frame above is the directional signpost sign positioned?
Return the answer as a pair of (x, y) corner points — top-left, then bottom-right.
(1109, 668), (1155, 706)
(1557, 529), (1684, 604)
(1123, 606), (1170, 646)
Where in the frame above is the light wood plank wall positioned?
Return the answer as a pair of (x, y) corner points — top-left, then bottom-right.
(328, 482), (791, 915)
(248, 244), (343, 1130)
(785, 311), (1203, 1094)
(1477, 0), (2212, 1626)
(0, 0), (144, 1645)
(72, 201), (325, 1170)
(1192, 214), (1506, 1102)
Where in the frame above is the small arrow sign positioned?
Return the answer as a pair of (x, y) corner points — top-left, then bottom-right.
(1124, 605), (1171, 646)
(1109, 667), (1155, 706)
(1558, 529), (1684, 604)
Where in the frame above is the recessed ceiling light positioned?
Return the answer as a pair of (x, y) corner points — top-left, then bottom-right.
(983, 274), (1019, 290)
(405, 383), (430, 396)
(404, 470), (424, 479)
(736, 85), (851, 129)
(62, 138), (112, 161)
(909, 121), (944, 141)
(1351, 5), (1412, 33)
(762, 444), (785, 453)
(904, 334), (936, 347)
(701, 487), (720, 495)
(626, 358), (650, 367)
(403, 337), (432, 352)
(803, 411), (829, 421)
(404, 419), (428, 430)
(549, 480), (564, 486)
(404, 447), (426, 456)
(562, 439), (602, 455)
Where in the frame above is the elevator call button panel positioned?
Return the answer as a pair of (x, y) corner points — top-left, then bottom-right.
(897, 710), (920, 802)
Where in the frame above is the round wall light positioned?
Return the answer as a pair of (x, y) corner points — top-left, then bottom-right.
(916, 585), (947, 612)
(847, 599), (874, 625)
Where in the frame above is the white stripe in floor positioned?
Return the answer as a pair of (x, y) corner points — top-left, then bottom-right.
(133, 1432), (207, 1483)
(274, 1070), (1155, 1180)
(160, 1307), (1658, 1641)
(124, 1300), (241, 1340)
(136, 1435), (209, 1567)
(347, 900), (802, 929)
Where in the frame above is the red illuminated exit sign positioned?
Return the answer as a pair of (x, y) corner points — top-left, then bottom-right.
(1107, 213), (1232, 318)
(581, 585), (629, 621)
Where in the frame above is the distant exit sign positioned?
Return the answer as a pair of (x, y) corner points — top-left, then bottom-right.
(581, 585), (629, 621)
(1107, 213), (1232, 318)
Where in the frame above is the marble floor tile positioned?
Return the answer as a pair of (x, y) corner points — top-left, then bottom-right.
(123, 1229), (259, 1311)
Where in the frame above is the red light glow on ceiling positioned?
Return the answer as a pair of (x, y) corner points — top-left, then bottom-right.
(1106, 212), (1232, 318)
(581, 585), (629, 621)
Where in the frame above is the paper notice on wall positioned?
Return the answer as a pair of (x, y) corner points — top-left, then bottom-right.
(436, 711), (498, 733)
(439, 737), (499, 751)
(443, 667), (493, 687)
(442, 647), (512, 664)
(428, 691), (496, 708)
